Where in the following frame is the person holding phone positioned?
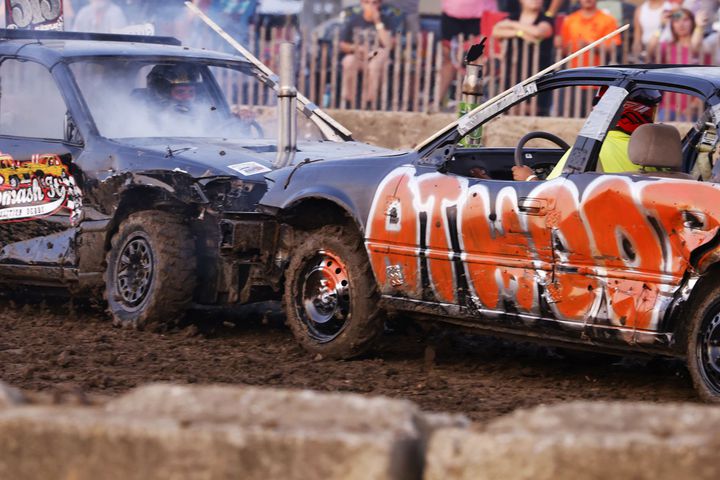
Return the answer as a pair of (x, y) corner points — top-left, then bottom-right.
(647, 8), (707, 62)
(647, 8), (708, 120)
(632, 0), (673, 59)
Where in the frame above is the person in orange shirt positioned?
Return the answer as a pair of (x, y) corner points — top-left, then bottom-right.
(560, 0), (621, 68)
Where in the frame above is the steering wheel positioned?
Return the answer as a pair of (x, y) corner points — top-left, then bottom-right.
(218, 116), (265, 139)
(246, 119), (265, 139)
(514, 131), (571, 167)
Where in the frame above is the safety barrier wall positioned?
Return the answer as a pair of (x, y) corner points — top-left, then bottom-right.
(0, 381), (719, 480)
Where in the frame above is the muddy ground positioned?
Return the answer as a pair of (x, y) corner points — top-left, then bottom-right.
(0, 296), (699, 423)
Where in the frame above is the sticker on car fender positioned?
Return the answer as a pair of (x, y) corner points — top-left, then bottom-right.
(228, 162), (272, 176)
(0, 153), (82, 225)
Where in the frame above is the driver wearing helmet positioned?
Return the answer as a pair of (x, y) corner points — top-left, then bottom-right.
(144, 63), (261, 137)
(146, 63), (202, 113)
(512, 88), (664, 181)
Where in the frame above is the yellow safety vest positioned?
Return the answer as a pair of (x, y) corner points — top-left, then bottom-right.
(546, 130), (658, 180)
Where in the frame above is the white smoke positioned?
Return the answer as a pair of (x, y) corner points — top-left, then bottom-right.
(69, 59), (273, 140)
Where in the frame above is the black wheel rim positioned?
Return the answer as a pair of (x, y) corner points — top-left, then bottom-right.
(296, 250), (351, 343)
(115, 234), (154, 310)
(697, 310), (720, 395)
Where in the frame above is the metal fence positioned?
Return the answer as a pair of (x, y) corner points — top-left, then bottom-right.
(195, 26), (715, 119)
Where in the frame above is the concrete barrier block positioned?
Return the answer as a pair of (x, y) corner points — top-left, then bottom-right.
(0, 383), (466, 480)
(425, 401), (720, 480)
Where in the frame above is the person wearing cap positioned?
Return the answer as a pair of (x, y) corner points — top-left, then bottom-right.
(512, 88), (663, 181)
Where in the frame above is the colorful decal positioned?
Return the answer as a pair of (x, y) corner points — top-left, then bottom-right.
(0, 153), (82, 225)
(366, 167), (720, 334)
(5, 0), (64, 30)
(228, 161), (272, 177)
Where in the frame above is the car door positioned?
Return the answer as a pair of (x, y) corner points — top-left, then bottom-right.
(555, 169), (691, 335)
(365, 161), (559, 318)
(0, 58), (83, 280)
(545, 85), (698, 336)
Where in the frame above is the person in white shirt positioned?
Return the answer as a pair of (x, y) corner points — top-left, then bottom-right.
(632, 0), (674, 59)
(72, 0), (127, 33)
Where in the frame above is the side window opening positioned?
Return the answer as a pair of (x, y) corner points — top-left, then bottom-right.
(585, 89), (705, 179)
(446, 84), (600, 181)
(0, 59), (66, 140)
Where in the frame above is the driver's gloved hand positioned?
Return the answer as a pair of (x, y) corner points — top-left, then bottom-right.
(512, 165), (536, 181)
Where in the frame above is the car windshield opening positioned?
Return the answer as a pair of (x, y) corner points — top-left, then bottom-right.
(69, 59), (279, 141)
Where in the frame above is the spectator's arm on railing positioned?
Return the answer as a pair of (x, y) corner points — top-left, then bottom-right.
(491, 19), (552, 42)
(491, 19), (520, 39)
(340, 41), (355, 55)
(340, 41), (369, 61)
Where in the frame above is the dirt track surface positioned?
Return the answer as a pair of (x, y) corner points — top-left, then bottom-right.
(0, 297), (699, 423)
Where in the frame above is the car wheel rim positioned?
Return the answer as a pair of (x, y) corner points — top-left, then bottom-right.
(698, 311), (720, 394)
(115, 234), (154, 310)
(296, 251), (351, 343)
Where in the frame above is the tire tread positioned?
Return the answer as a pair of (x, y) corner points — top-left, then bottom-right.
(104, 210), (196, 329)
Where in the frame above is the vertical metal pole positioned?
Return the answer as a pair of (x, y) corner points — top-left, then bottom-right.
(275, 42), (298, 168)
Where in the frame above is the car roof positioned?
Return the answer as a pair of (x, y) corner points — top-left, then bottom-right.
(547, 65), (720, 97)
(0, 29), (251, 68)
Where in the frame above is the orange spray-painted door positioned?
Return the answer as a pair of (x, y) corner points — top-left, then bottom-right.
(366, 165), (558, 315)
(549, 173), (720, 333)
(366, 165), (467, 303)
(459, 177), (557, 316)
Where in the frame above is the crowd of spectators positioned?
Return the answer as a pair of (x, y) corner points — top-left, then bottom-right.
(329, 0), (719, 109)
(38, 0), (720, 112)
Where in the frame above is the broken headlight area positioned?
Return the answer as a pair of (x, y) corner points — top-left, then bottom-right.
(200, 178), (267, 213)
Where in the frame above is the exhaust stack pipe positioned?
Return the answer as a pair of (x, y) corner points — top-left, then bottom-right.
(459, 39), (486, 147)
(275, 42), (298, 168)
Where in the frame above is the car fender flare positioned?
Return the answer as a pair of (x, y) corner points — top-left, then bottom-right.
(277, 187), (367, 237)
(100, 171), (206, 248)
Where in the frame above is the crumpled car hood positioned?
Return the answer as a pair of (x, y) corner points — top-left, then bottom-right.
(117, 137), (403, 181)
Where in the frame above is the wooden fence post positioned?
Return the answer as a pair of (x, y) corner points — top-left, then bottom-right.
(392, 33), (402, 112)
(309, 30), (319, 105)
(402, 31), (413, 111)
(487, 36), (496, 99)
(422, 32), (435, 113)
(454, 33), (465, 108)
(530, 42), (539, 116)
(330, 28), (340, 109)
(298, 30), (308, 101)
(413, 31), (423, 112)
(319, 40), (329, 108)
(433, 36), (443, 112)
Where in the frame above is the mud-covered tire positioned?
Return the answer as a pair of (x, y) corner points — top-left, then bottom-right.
(104, 211), (196, 329)
(283, 225), (384, 359)
(685, 283), (720, 402)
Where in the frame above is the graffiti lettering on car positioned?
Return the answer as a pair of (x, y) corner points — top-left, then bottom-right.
(366, 167), (720, 333)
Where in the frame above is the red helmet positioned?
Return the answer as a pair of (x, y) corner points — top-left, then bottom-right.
(594, 87), (663, 134)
